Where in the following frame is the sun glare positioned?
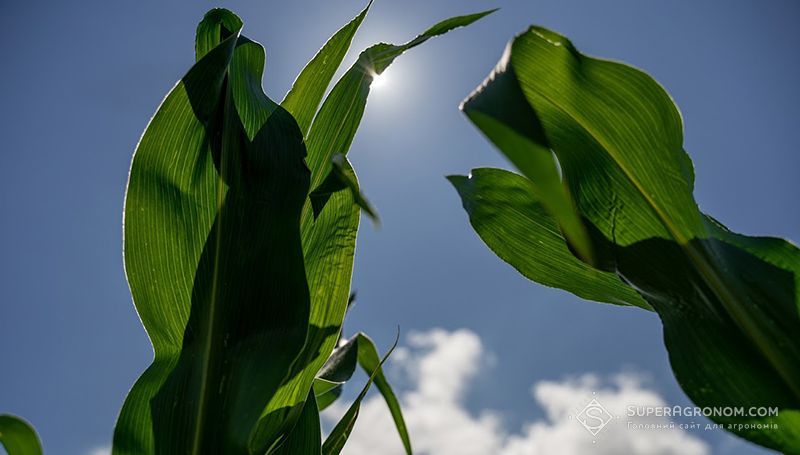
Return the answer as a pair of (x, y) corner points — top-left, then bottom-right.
(371, 71), (389, 89)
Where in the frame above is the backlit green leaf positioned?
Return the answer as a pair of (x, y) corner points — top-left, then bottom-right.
(114, 6), (490, 454)
(252, 10), (493, 451)
(271, 392), (322, 455)
(310, 154), (379, 225)
(0, 415), (42, 455)
(455, 25), (800, 452)
(321, 334), (398, 455)
(114, 9), (311, 454)
(313, 332), (411, 453)
(449, 168), (649, 309)
(281, 2), (372, 136)
(354, 333), (411, 455)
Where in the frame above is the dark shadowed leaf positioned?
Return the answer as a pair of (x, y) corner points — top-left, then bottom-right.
(317, 335), (359, 384)
(114, 9), (311, 454)
(114, 5), (490, 454)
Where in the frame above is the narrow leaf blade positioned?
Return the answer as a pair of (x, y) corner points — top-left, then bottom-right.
(321, 335), (399, 455)
(305, 9), (497, 188)
(281, 1), (372, 136)
(355, 333), (412, 455)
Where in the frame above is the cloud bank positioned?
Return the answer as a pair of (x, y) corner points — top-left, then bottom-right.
(324, 328), (709, 455)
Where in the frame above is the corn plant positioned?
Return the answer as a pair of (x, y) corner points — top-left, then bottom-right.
(0, 414), (42, 455)
(112, 5), (491, 455)
(450, 25), (800, 453)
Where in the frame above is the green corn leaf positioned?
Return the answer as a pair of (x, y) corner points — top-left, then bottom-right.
(311, 332), (411, 452)
(281, 2), (372, 136)
(315, 382), (344, 412)
(270, 391), (322, 455)
(354, 333), (411, 455)
(311, 339), (359, 412)
(252, 10), (493, 452)
(114, 8), (312, 454)
(114, 5), (489, 453)
(321, 334), (399, 455)
(305, 9), (498, 191)
(314, 378), (344, 399)
(318, 335), (359, 384)
(0, 415), (42, 455)
(310, 154), (379, 224)
(461, 45), (591, 263)
(455, 25), (800, 452)
(448, 168), (650, 310)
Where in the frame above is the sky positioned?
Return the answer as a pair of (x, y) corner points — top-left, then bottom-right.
(1, 0), (798, 454)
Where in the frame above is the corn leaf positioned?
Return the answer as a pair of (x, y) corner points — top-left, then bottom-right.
(0, 415), (42, 455)
(448, 168), (650, 309)
(312, 332), (411, 452)
(270, 391), (322, 455)
(114, 5), (490, 453)
(114, 9), (311, 454)
(454, 25), (800, 452)
(304, 9), (498, 191)
(315, 382), (344, 412)
(310, 154), (379, 224)
(252, 10), (494, 452)
(321, 335), (399, 455)
(353, 333), (411, 454)
(281, 2), (372, 136)
(318, 335), (359, 384)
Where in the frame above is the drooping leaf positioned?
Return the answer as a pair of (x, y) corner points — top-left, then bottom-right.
(454, 25), (800, 452)
(311, 332), (411, 452)
(312, 338), (359, 412)
(252, 10), (493, 451)
(0, 415), (42, 455)
(461, 45), (591, 262)
(448, 168), (649, 309)
(114, 9), (311, 454)
(353, 333), (412, 455)
(321, 334), (399, 455)
(310, 154), (379, 224)
(317, 335), (359, 384)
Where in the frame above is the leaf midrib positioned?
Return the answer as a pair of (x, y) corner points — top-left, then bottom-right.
(525, 71), (800, 399)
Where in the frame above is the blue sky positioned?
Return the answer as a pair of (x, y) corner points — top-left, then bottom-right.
(1, 0), (798, 454)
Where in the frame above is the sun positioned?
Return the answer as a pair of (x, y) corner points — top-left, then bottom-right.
(371, 71), (389, 89)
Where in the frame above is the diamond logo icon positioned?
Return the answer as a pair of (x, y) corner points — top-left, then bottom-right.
(576, 398), (613, 436)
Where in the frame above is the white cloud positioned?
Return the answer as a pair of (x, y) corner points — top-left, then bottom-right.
(87, 446), (110, 455)
(324, 328), (709, 455)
